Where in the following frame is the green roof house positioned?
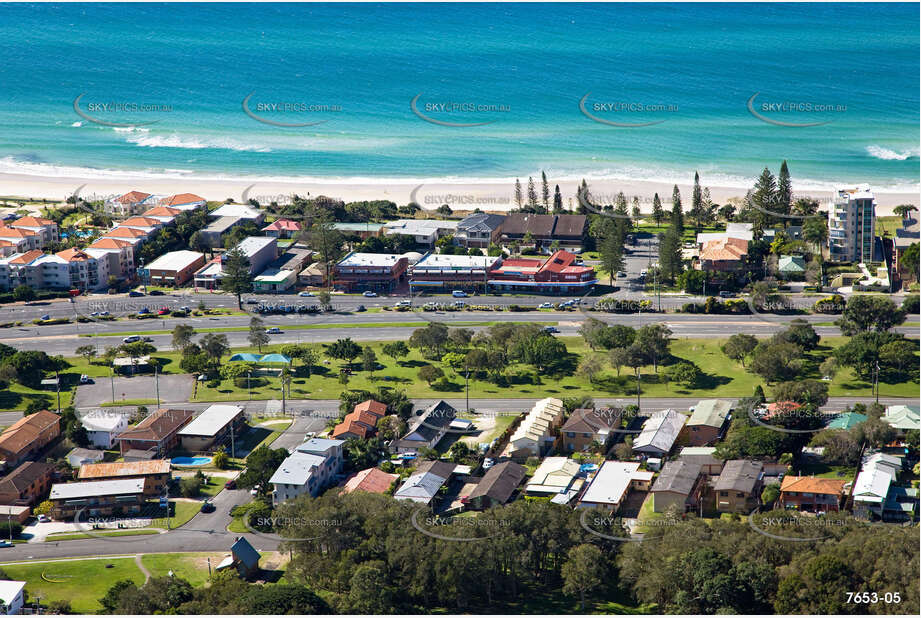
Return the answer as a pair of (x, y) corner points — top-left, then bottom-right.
(778, 255), (806, 275)
(826, 411), (867, 430)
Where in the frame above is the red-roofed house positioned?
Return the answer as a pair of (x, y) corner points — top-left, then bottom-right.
(340, 467), (399, 495)
(332, 400), (387, 441)
(697, 237), (748, 272)
(160, 193), (206, 211)
(103, 226), (149, 244)
(0, 226), (40, 252)
(488, 250), (596, 293)
(354, 400), (388, 416)
(762, 401), (803, 420)
(87, 237), (135, 277)
(9, 216), (58, 248)
(262, 219), (302, 239)
(142, 206), (182, 224)
(105, 191), (154, 216)
(119, 217), (163, 234)
(778, 476), (846, 512)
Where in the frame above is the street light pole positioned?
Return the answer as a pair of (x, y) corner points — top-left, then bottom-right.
(155, 364), (160, 407)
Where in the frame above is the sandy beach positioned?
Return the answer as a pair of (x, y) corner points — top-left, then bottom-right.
(0, 171), (916, 216)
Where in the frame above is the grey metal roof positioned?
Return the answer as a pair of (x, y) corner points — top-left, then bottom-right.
(50, 478), (145, 500)
(652, 459), (701, 495)
(178, 405), (242, 437)
(714, 460), (763, 493)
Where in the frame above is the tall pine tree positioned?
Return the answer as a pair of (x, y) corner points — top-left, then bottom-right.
(514, 179), (523, 209)
(652, 193), (664, 226)
(553, 185), (564, 213)
(527, 176), (539, 211)
(777, 160), (792, 219)
(691, 171), (703, 233)
(671, 184), (684, 234)
(541, 171), (551, 213)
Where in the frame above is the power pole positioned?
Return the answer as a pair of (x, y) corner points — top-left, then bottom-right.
(55, 370), (61, 414)
(154, 364), (160, 407)
(110, 369), (116, 404)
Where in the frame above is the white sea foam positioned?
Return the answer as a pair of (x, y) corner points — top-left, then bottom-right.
(123, 133), (272, 153)
(0, 155), (917, 195)
(866, 145), (919, 161)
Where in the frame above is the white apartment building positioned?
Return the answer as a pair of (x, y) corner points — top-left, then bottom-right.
(269, 438), (343, 505)
(8, 216), (59, 248)
(87, 237), (136, 278)
(0, 248), (109, 292)
(828, 184), (876, 263)
(105, 190), (157, 216)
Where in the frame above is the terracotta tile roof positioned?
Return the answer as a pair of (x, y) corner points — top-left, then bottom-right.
(55, 248), (93, 262)
(354, 400), (387, 416)
(332, 420), (372, 440)
(764, 401), (802, 419)
(161, 193), (204, 206)
(11, 216), (55, 227)
(0, 410), (60, 457)
(104, 227), (148, 238)
(115, 191), (151, 204)
(0, 240), (13, 247)
(121, 217), (161, 227)
(340, 467), (399, 495)
(78, 459), (171, 479)
(780, 475), (846, 495)
(700, 237), (749, 262)
(262, 219), (301, 232)
(7, 250), (45, 264)
(142, 206), (181, 217)
(90, 237), (133, 249)
(0, 227), (37, 239)
(346, 410), (381, 429)
(117, 408), (194, 443)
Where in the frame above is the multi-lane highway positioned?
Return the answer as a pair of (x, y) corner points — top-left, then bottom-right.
(2, 291), (916, 356)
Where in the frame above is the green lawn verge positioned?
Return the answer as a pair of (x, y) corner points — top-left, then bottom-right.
(149, 500), (201, 529)
(45, 529), (161, 541)
(0, 557), (144, 613)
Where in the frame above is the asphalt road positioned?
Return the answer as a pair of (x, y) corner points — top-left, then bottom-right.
(3, 308), (917, 356)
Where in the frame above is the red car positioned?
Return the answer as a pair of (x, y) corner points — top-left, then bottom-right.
(224, 479), (236, 489)
(157, 307), (170, 315)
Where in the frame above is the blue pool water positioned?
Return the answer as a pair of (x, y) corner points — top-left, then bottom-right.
(171, 456), (212, 467)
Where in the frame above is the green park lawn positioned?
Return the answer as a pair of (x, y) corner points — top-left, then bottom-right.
(0, 557), (145, 613)
(191, 336), (918, 402)
(140, 552), (227, 586)
(3, 328), (915, 413)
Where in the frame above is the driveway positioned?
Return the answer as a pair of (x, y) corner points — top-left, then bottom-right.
(74, 374), (194, 407)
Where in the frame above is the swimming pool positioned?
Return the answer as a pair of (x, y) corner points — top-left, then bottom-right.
(171, 456), (212, 467)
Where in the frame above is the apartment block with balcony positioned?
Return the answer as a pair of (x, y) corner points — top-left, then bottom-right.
(828, 185), (876, 263)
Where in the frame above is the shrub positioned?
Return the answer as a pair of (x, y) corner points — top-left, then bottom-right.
(901, 294), (919, 314)
(813, 294), (846, 314)
(234, 376), (267, 389)
(0, 521), (23, 538)
(180, 476), (203, 498)
(431, 377), (461, 391)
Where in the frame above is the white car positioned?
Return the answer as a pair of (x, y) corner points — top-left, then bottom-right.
(122, 335), (141, 343)
(362, 291), (378, 298)
(266, 327), (281, 334)
(79, 374), (92, 384)
(538, 302), (553, 309)
(452, 290), (468, 298)
(298, 291), (314, 297)
(37, 514), (50, 523)
(482, 457), (496, 470)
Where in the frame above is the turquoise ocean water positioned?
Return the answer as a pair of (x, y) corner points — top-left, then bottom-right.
(0, 2), (917, 191)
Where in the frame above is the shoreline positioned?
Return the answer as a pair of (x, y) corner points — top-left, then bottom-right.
(0, 171), (916, 216)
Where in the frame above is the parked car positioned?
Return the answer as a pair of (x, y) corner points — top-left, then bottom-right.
(355, 305), (366, 312)
(200, 501), (216, 513)
(538, 302), (553, 309)
(128, 290), (145, 297)
(138, 307), (150, 314)
(266, 327), (282, 334)
(362, 291), (378, 297)
(157, 307), (169, 315)
(224, 479), (236, 490)
(79, 374), (93, 384)
(543, 326), (560, 334)
(149, 290), (164, 296)
(142, 336), (154, 342)
(0, 540), (12, 548)
(298, 291), (314, 297)
(617, 271), (628, 278)
(37, 514), (50, 523)
(40, 314), (50, 320)
(483, 458), (496, 470)
(452, 290), (468, 298)
(122, 335), (141, 343)
(719, 291), (736, 298)
(244, 298), (259, 304)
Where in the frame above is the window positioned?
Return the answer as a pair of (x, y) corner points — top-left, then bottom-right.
(566, 432), (575, 438)
(720, 491), (728, 497)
